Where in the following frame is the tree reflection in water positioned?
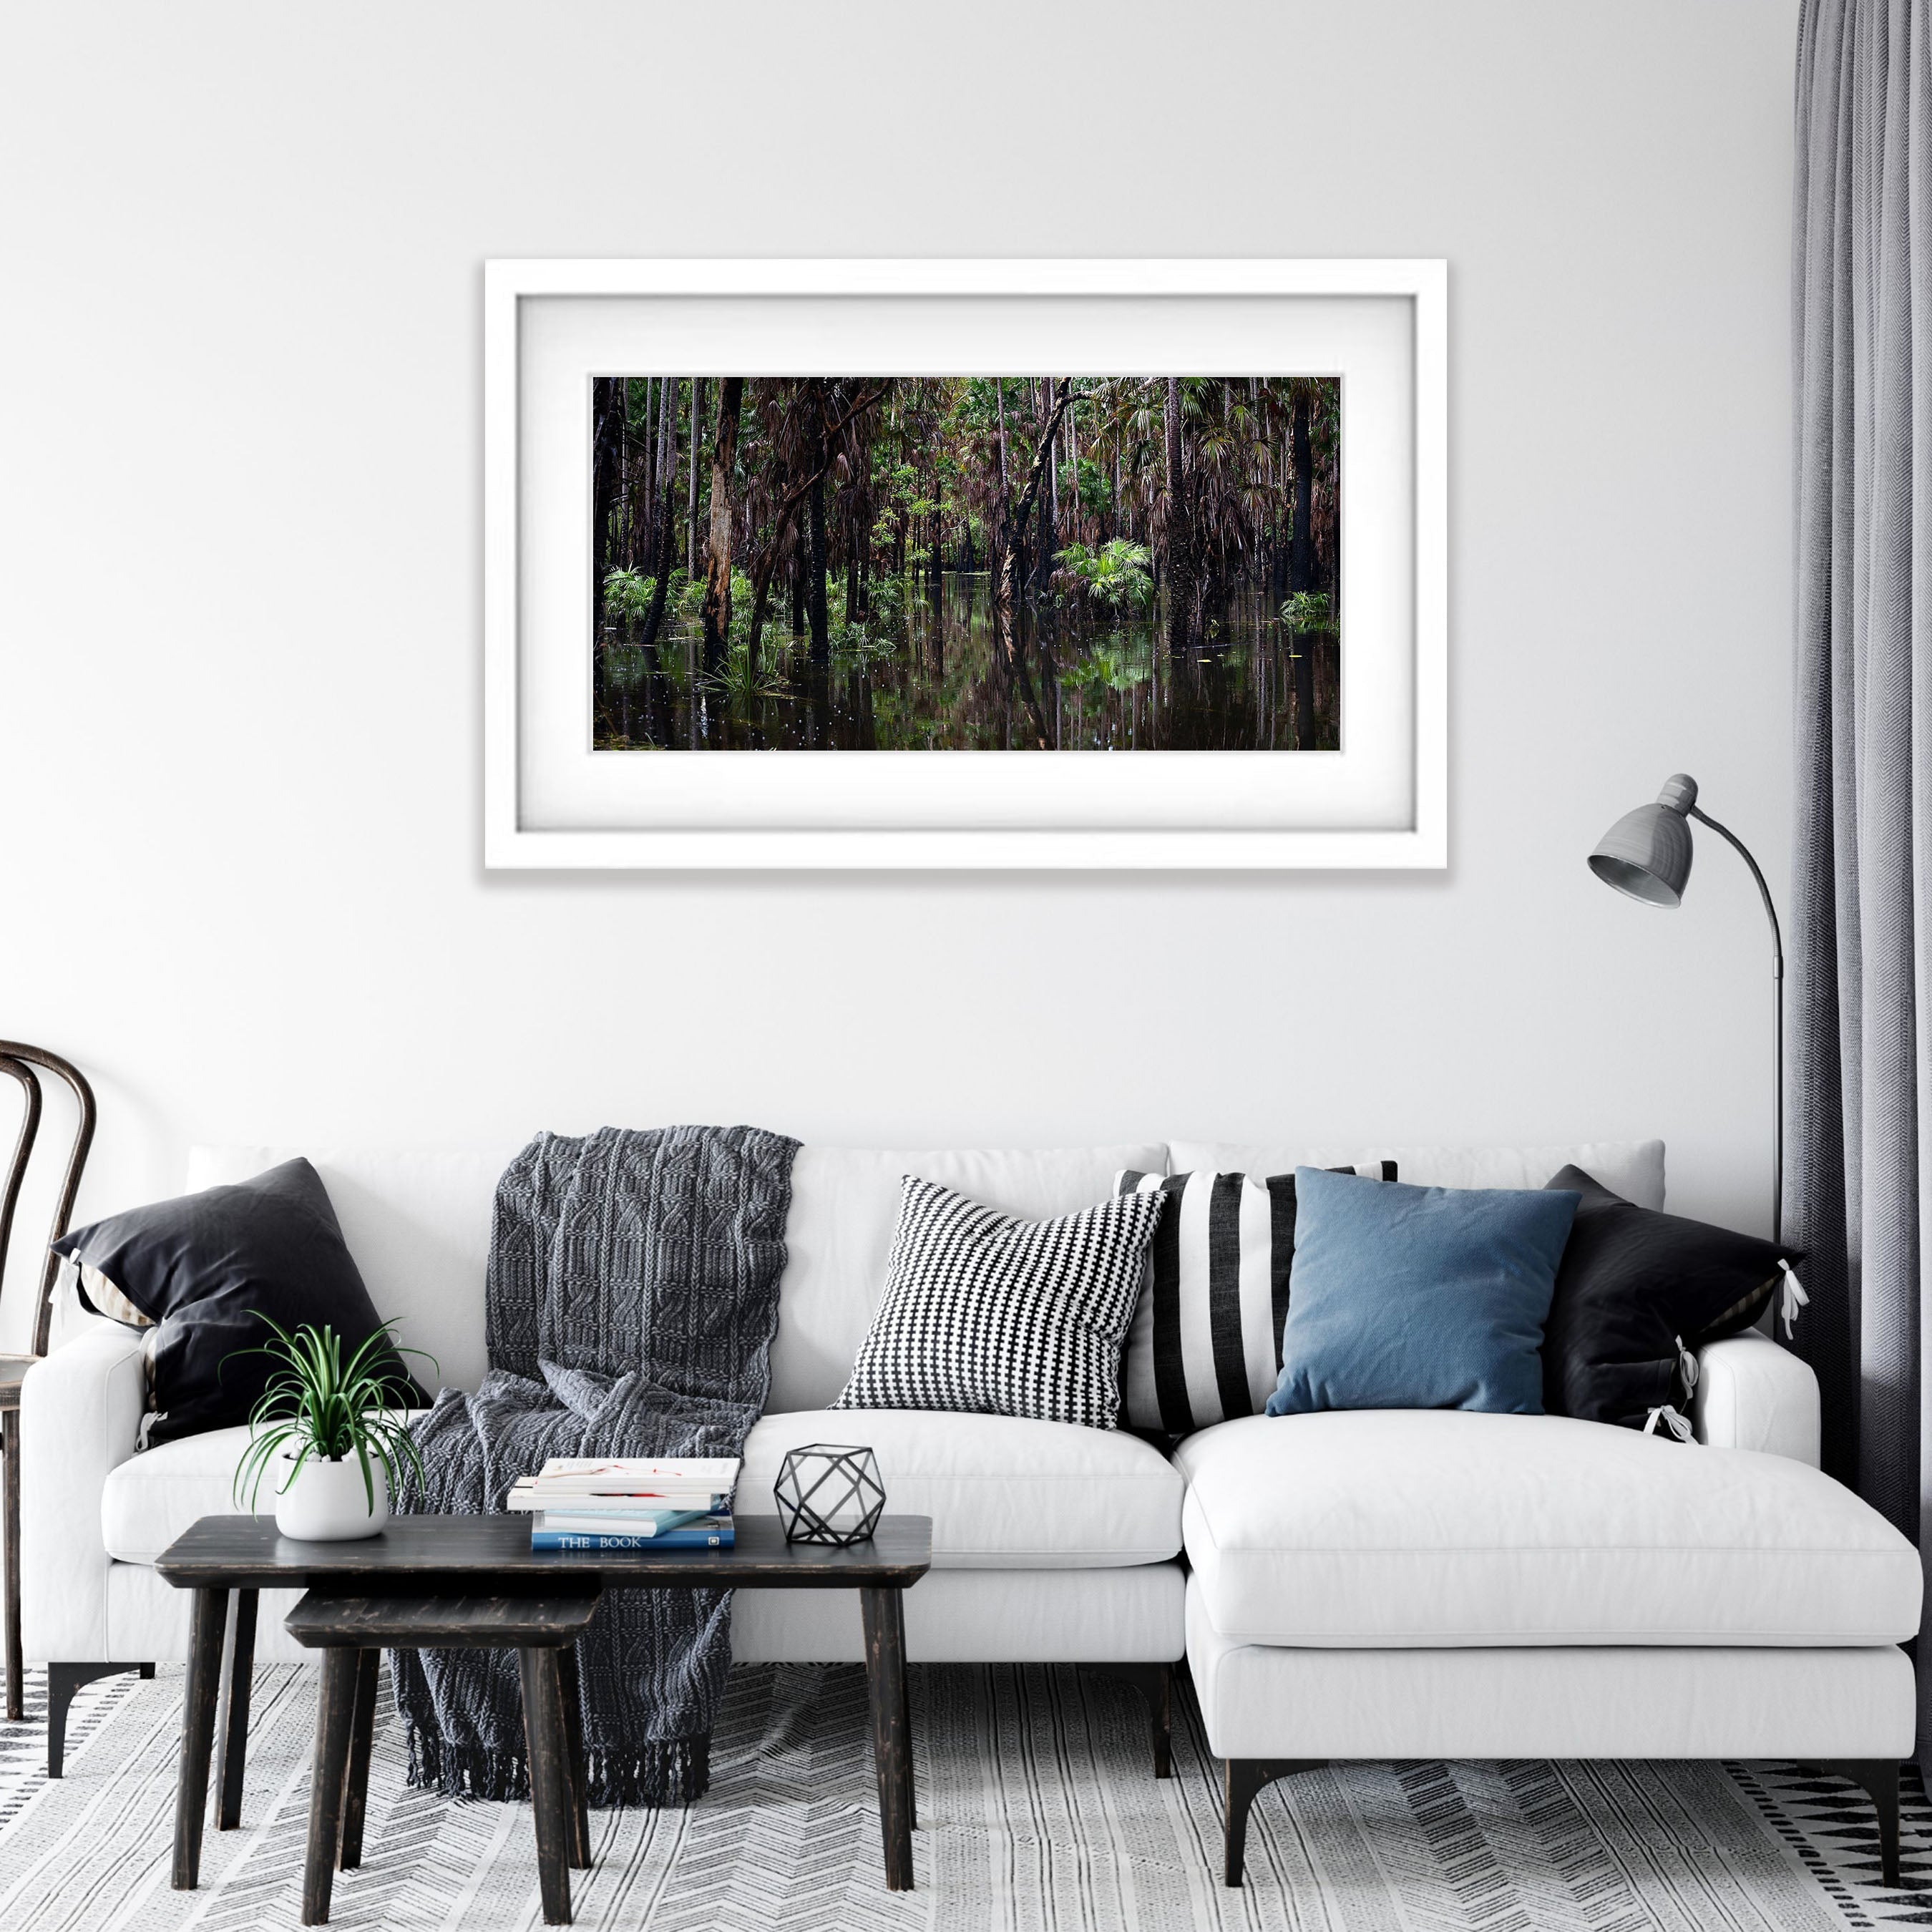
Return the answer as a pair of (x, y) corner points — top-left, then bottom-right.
(595, 572), (1338, 753)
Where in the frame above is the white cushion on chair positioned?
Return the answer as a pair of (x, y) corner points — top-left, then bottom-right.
(1177, 1410), (1923, 1646)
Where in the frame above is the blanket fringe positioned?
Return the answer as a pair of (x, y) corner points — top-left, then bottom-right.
(406, 1718), (711, 1807)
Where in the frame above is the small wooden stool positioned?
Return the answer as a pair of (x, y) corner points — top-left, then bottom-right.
(284, 1589), (598, 1926)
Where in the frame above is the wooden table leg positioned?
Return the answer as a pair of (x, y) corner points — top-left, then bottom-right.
(893, 1596), (914, 1832)
(860, 1585), (914, 1891)
(555, 1641), (591, 1869)
(2, 1408), (21, 1724)
(172, 1586), (228, 1890)
(518, 1647), (574, 1926)
(338, 1649), (379, 1870)
(302, 1650), (360, 1925)
(213, 1589), (258, 1829)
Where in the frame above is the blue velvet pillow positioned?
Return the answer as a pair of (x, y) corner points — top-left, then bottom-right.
(1265, 1166), (1580, 1417)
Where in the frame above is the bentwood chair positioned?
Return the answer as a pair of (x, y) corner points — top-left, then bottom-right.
(0, 1042), (97, 1723)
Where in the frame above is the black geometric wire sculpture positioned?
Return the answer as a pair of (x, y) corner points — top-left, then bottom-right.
(774, 1442), (886, 1548)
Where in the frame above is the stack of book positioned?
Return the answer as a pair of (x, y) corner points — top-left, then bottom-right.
(508, 1457), (739, 1551)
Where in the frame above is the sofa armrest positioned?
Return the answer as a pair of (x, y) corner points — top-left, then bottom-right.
(1692, 1330), (1821, 1465)
(19, 1322), (147, 1662)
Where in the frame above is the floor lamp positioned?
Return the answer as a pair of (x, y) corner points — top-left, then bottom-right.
(1587, 773), (1785, 1244)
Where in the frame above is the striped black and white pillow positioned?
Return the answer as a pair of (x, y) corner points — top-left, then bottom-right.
(1114, 1163), (1397, 1435)
(832, 1176), (1168, 1429)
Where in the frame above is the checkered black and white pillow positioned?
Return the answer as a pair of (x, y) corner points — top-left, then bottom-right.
(831, 1176), (1168, 1429)
(1115, 1162), (1397, 1435)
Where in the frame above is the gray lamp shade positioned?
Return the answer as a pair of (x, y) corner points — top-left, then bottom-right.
(1589, 773), (1699, 908)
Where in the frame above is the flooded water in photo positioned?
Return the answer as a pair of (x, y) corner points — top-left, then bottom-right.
(595, 570), (1338, 752)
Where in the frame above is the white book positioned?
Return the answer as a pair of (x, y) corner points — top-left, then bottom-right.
(506, 1456), (739, 1511)
(530, 1458), (740, 1488)
(507, 1491), (731, 1513)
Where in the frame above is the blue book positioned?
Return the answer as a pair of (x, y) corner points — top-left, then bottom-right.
(531, 1526), (734, 1551)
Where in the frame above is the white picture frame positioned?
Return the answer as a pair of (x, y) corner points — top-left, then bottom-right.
(484, 258), (1447, 869)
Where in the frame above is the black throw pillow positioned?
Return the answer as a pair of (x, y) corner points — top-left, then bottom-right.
(52, 1158), (429, 1445)
(1540, 1163), (1800, 1433)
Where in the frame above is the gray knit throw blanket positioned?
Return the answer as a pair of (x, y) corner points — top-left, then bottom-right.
(392, 1124), (798, 1807)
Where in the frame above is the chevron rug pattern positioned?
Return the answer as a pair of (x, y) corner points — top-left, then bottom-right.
(0, 1661), (1925, 1931)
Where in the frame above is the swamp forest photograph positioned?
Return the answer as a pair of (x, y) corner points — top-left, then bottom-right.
(591, 376), (1340, 753)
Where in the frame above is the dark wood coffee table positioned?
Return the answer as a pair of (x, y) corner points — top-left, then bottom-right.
(155, 1513), (932, 1897)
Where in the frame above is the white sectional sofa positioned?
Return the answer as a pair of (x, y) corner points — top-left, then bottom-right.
(19, 1136), (1921, 1885)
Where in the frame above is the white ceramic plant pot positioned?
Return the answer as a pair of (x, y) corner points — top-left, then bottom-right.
(273, 1450), (390, 1542)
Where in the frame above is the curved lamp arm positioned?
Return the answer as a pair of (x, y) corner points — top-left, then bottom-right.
(1688, 806), (1785, 977)
(1686, 808), (1785, 1246)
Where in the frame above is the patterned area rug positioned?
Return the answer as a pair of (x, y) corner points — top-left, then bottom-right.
(0, 1661), (1926, 1931)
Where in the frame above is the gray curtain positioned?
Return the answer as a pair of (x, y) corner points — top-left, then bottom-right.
(1790, 0), (1932, 1745)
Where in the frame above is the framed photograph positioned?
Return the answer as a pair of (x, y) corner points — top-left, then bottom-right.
(484, 259), (1445, 869)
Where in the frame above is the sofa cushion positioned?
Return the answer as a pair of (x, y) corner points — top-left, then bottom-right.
(741, 1410), (1184, 1568)
(103, 1410), (428, 1563)
(1177, 1410), (1922, 1646)
(105, 1406), (1186, 1571)
(182, 1143), (1636, 1414)
(770, 1144), (1166, 1410)
(189, 1145), (515, 1394)
(103, 1424), (255, 1562)
(1171, 1140), (1666, 1209)
(189, 1143), (1170, 1412)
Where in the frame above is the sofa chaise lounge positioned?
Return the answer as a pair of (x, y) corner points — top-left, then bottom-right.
(19, 1136), (1921, 1883)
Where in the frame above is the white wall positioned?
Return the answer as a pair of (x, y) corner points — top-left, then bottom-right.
(0, 1), (1800, 1347)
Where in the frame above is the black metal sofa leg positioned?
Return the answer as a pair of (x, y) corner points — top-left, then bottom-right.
(1817, 1759), (1903, 1887)
(1223, 1757), (1901, 1890)
(1224, 1759), (1327, 1887)
(1078, 1662), (1174, 1778)
(47, 1662), (152, 1777)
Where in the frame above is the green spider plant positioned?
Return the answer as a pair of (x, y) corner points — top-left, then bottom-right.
(230, 1314), (436, 1515)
